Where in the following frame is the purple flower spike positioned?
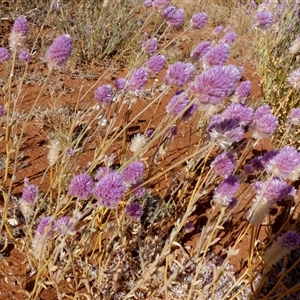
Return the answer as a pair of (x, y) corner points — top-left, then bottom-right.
(94, 84), (113, 106)
(93, 171), (125, 208)
(19, 50), (31, 62)
(127, 67), (149, 91)
(213, 175), (240, 206)
(190, 41), (211, 61)
(277, 231), (300, 251)
(146, 54), (166, 74)
(232, 80), (252, 104)
(286, 108), (300, 126)
(207, 118), (244, 149)
(22, 184), (37, 204)
(266, 146), (300, 180)
(183, 102), (198, 121)
(191, 12), (208, 29)
(115, 78), (127, 91)
(164, 61), (195, 87)
(220, 31), (237, 45)
(222, 103), (254, 126)
(166, 91), (189, 116)
(53, 216), (72, 234)
(36, 216), (52, 235)
(212, 25), (223, 36)
(254, 10), (273, 29)
(125, 202), (143, 220)
(68, 173), (94, 200)
(190, 65), (242, 106)
(142, 38), (158, 56)
(287, 68), (300, 90)
(254, 177), (294, 206)
(203, 43), (231, 69)
(12, 16), (29, 36)
(250, 105), (278, 139)
(123, 161), (145, 185)
(211, 151), (235, 178)
(152, 0), (171, 9)
(0, 105), (4, 118)
(163, 6), (185, 27)
(0, 48), (11, 62)
(45, 34), (73, 69)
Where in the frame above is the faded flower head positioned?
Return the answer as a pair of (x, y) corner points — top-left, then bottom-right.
(166, 90), (189, 116)
(19, 50), (31, 62)
(9, 16), (28, 51)
(211, 151), (235, 178)
(146, 54), (166, 74)
(47, 139), (61, 166)
(190, 64), (242, 106)
(207, 118), (244, 149)
(203, 43), (231, 69)
(289, 36), (300, 55)
(277, 231), (300, 251)
(68, 173), (94, 200)
(163, 6), (185, 27)
(94, 84), (113, 106)
(53, 216), (73, 234)
(127, 67), (148, 91)
(95, 166), (111, 181)
(164, 61), (195, 87)
(287, 67), (300, 90)
(130, 133), (147, 154)
(254, 10), (273, 29)
(286, 108), (300, 126)
(123, 161), (145, 185)
(232, 80), (252, 104)
(249, 104), (278, 139)
(213, 175), (240, 206)
(45, 34), (73, 69)
(190, 41), (211, 61)
(191, 12), (208, 29)
(125, 202), (143, 220)
(0, 47), (11, 62)
(93, 171), (125, 208)
(142, 38), (158, 56)
(265, 146), (300, 180)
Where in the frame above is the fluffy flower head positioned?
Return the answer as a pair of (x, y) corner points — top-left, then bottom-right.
(190, 64), (242, 106)
(125, 202), (143, 219)
(45, 34), (73, 69)
(164, 61), (195, 87)
(146, 54), (166, 74)
(0, 48), (11, 62)
(191, 12), (208, 29)
(166, 91), (189, 116)
(254, 10), (273, 29)
(127, 67), (148, 91)
(163, 6), (185, 27)
(68, 173), (94, 200)
(94, 84), (113, 106)
(277, 231), (300, 251)
(93, 171), (125, 208)
(211, 151), (235, 178)
(203, 43), (231, 69)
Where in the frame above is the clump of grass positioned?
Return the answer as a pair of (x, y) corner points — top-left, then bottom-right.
(1, 1), (300, 299)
